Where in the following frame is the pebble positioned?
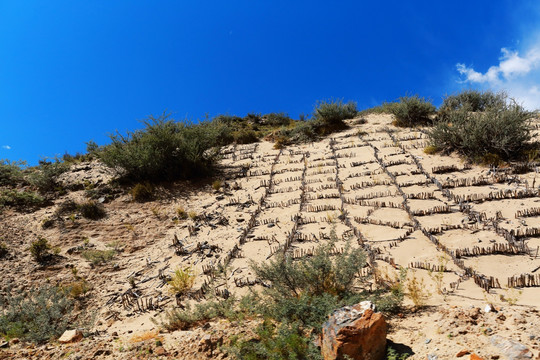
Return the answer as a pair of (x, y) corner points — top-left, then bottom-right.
(425, 338), (431, 344)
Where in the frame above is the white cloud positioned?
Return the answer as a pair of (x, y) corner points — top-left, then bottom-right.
(1, 145), (11, 150)
(456, 45), (540, 109)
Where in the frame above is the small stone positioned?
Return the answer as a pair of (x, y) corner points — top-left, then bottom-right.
(9, 338), (19, 345)
(484, 304), (493, 313)
(58, 329), (83, 344)
(427, 354), (438, 360)
(425, 338), (432, 344)
(457, 349), (470, 357)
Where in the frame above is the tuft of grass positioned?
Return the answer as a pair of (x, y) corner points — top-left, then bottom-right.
(188, 211), (198, 220)
(130, 182), (154, 202)
(78, 201), (106, 220)
(389, 95), (436, 127)
(0, 241), (8, 258)
(212, 179), (223, 191)
(176, 206), (188, 220)
(168, 267), (196, 296)
(423, 145), (440, 155)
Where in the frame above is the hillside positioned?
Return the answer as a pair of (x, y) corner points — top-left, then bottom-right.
(1, 113), (540, 359)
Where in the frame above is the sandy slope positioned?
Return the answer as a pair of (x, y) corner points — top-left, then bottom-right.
(1, 113), (540, 359)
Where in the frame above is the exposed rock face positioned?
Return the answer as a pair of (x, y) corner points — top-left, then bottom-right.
(321, 301), (387, 360)
(58, 329), (83, 344)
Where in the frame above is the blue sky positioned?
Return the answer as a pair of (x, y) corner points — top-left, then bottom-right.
(1, 1), (540, 164)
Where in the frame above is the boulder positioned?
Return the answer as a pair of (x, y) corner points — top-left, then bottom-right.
(58, 329), (83, 344)
(321, 301), (386, 360)
(489, 335), (532, 359)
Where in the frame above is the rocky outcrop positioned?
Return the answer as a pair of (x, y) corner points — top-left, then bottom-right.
(321, 301), (387, 360)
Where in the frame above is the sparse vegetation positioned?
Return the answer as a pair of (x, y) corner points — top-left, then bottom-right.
(0, 189), (45, 210)
(81, 249), (116, 266)
(168, 267), (196, 296)
(0, 285), (75, 343)
(176, 206), (188, 220)
(388, 95), (436, 127)
(428, 99), (535, 163)
(29, 237), (51, 263)
(188, 211), (198, 220)
(96, 113), (229, 182)
(312, 99), (358, 128)
(27, 158), (70, 193)
(130, 182), (154, 202)
(0, 160), (25, 186)
(439, 89), (507, 114)
(406, 270), (431, 308)
(78, 200), (106, 220)
(212, 179), (223, 191)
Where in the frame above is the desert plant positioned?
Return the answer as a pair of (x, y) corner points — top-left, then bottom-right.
(97, 113), (229, 182)
(81, 249), (116, 266)
(30, 237), (51, 263)
(389, 95), (436, 127)
(0, 189), (44, 209)
(212, 179), (223, 191)
(0, 160), (25, 186)
(27, 158), (70, 193)
(232, 128), (259, 144)
(188, 211), (198, 220)
(168, 267), (196, 296)
(0, 285), (75, 343)
(440, 89), (506, 113)
(130, 182), (154, 202)
(312, 99), (358, 127)
(176, 206), (188, 220)
(264, 112), (293, 127)
(406, 271), (430, 308)
(228, 320), (323, 360)
(428, 102), (535, 162)
(78, 201), (106, 220)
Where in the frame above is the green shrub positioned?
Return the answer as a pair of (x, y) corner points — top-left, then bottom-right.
(440, 89), (507, 113)
(78, 201), (106, 220)
(0, 189), (44, 209)
(428, 103), (534, 162)
(264, 113), (293, 127)
(97, 113), (229, 182)
(30, 237), (51, 263)
(130, 182), (154, 202)
(0, 160), (25, 187)
(27, 159), (70, 193)
(0, 285), (75, 343)
(228, 320), (322, 360)
(389, 95), (436, 127)
(81, 249), (116, 266)
(232, 128), (259, 144)
(312, 99), (358, 127)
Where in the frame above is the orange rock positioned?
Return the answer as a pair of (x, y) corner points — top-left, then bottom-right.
(321, 305), (387, 360)
(470, 354), (484, 360)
